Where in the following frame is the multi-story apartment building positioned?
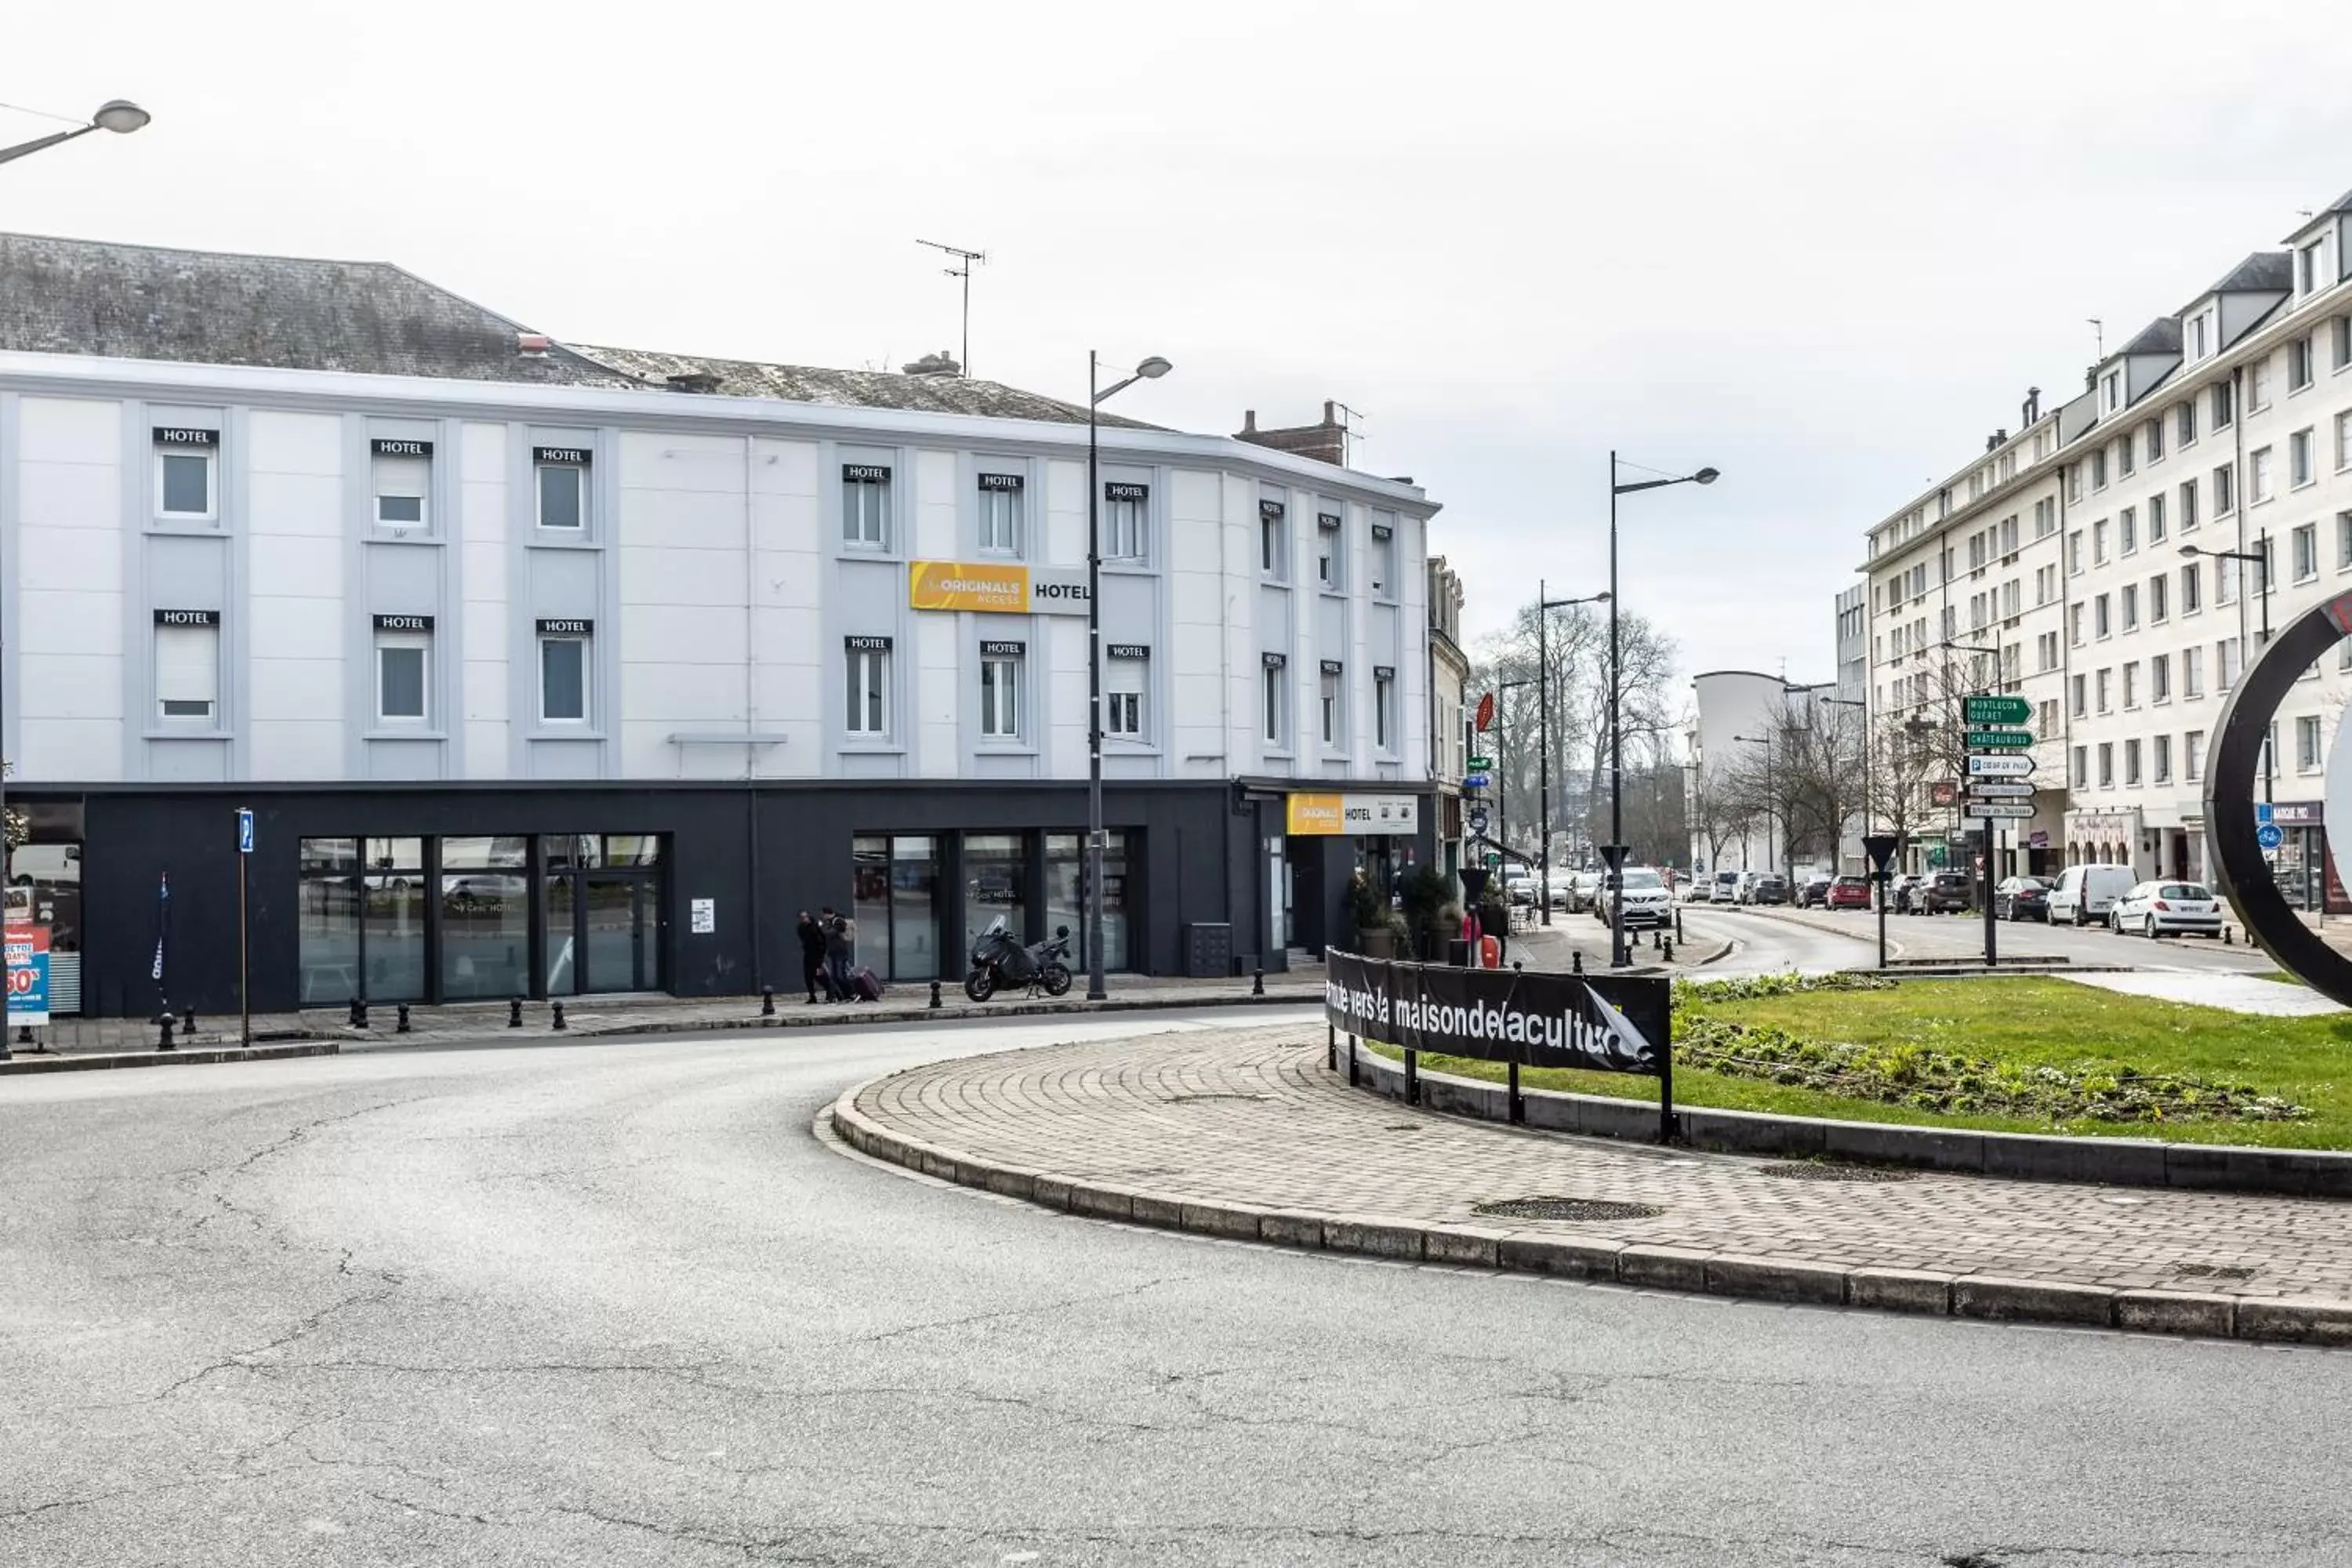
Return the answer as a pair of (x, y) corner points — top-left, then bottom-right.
(1862, 184), (2352, 906)
(0, 234), (1442, 1018)
(1427, 555), (1471, 880)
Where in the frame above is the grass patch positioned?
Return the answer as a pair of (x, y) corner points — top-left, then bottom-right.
(1369, 974), (2352, 1149)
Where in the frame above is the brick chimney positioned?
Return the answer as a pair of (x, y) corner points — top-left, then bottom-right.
(1234, 401), (1348, 466)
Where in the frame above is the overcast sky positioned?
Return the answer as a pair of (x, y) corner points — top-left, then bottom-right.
(12, 0), (2352, 691)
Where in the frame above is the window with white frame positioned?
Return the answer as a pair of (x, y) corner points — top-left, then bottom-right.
(2303, 241), (2328, 296)
(844, 636), (890, 736)
(1374, 666), (1396, 751)
(154, 609), (220, 720)
(2213, 379), (2236, 427)
(2215, 463), (2236, 514)
(2097, 742), (2114, 788)
(1104, 482), (1148, 561)
(2292, 429), (2315, 488)
(2070, 673), (2086, 717)
(2300, 714), (2325, 771)
(978, 640), (1024, 739)
(2122, 583), (2138, 630)
(2147, 416), (2164, 463)
(534, 445), (590, 530)
(2340, 510), (2352, 570)
(1319, 662), (1343, 746)
(2072, 746), (2089, 789)
(1315, 514), (1343, 588)
(2191, 314), (2210, 361)
(153, 426), (218, 520)
(536, 619), (592, 723)
(372, 438), (432, 529)
(2187, 730), (2205, 782)
(2180, 477), (2199, 530)
(2154, 734), (2172, 783)
(2118, 434), (2135, 477)
(843, 463), (891, 548)
(2296, 522), (2319, 582)
(2093, 520), (2109, 563)
(372, 614), (433, 724)
(2125, 738), (2142, 786)
(2337, 316), (2352, 371)
(2151, 572), (2169, 622)
(1260, 501), (1287, 578)
(2220, 637), (2242, 690)
(978, 472), (1023, 554)
(2096, 667), (2112, 713)
(2292, 336), (2316, 390)
(2121, 507), (2136, 554)
(1105, 644), (1148, 739)
(1370, 521), (1396, 596)
(2250, 357), (2274, 410)
(2184, 645), (2205, 697)
(2123, 661), (2140, 708)
(2153, 652), (2172, 702)
(1261, 654), (1287, 746)
(2148, 492), (2166, 541)
(2182, 561), (2202, 614)
(2092, 448), (2107, 490)
(2178, 401), (2198, 445)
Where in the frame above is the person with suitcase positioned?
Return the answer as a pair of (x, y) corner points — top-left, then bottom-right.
(797, 909), (835, 1004)
(826, 910), (855, 1004)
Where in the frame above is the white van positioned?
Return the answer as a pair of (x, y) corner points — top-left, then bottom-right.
(2047, 863), (2137, 926)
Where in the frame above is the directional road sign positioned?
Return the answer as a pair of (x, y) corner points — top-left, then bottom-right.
(1964, 728), (2034, 750)
(1967, 753), (2034, 777)
(2256, 803), (2275, 827)
(1965, 780), (2036, 799)
(1963, 695), (2033, 725)
(1462, 773), (1491, 790)
(2257, 822), (2285, 851)
(1467, 755), (1493, 773)
(1965, 802), (2035, 819)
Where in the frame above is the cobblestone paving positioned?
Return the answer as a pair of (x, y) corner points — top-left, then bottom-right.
(853, 1022), (2352, 1305)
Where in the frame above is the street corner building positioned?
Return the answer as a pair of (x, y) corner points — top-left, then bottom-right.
(0, 234), (1443, 1018)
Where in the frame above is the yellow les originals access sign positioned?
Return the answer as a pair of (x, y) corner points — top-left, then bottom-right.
(908, 561), (1094, 615)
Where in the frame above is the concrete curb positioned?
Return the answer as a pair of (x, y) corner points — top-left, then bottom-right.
(1347, 1034), (2352, 1199)
(0, 1040), (340, 1076)
(826, 1076), (2352, 1346)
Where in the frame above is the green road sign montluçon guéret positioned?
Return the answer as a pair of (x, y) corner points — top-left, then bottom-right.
(1963, 695), (2033, 725)
(1467, 756), (1493, 772)
(1964, 728), (2034, 750)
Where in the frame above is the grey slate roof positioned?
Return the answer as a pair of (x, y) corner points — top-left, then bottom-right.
(0, 232), (627, 388)
(2119, 318), (2183, 356)
(0, 232), (1158, 428)
(2204, 250), (2292, 296)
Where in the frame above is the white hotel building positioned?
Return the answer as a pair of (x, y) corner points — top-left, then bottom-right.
(1860, 186), (2352, 907)
(0, 234), (1441, 1017)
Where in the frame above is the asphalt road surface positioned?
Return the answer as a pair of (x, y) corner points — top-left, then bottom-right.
(1686, 901), (2291, 978)
(9, 1011), (2352, 1566)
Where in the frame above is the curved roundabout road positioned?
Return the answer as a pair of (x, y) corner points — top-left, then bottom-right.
(7, 1011), (2352, 1566)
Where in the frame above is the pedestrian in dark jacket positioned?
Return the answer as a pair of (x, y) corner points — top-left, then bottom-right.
(797, 910), (833, 1003)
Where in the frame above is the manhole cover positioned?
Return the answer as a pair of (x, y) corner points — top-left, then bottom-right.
(1755, 1162), (1918, 1183)
(2172, 1262), (2257, 1281)
(1472, 1196), (1665, 1223)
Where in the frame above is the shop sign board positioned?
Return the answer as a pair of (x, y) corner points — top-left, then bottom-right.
(1286, 793), (1422, 837)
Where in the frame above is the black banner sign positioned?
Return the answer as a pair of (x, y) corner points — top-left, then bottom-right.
(534, 445), (592, 465)
(979, 640), (1025, 656)
(536, 618), (593, 636)
(1318, 512), (1343, 528)
(843, 463), (891, 484)
(371, 437), (434, 457)
(1323, 949), (1668, 1077)
(152, 426), (216, 447)
(1374, 664), (1396, 679)
(1107, 643), (1149, 659)
(978, 473), (1024, 492)
(1260, 499), (1286, 521)
(845, 634), (892, 652)
(373, 613), (435, 632)
(1372, 523), (1394, 540)
(1104, 481), (1149, 502)
(154, 608), (219, 626)
(1261, 651), (1287, 668)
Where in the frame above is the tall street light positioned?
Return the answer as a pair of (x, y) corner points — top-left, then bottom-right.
(0, 99), (150, 167)
(1496, 676), (1534, 865)
(1084, 352), (1171, 1001)
(1608, 454), (1716, 966)
(1535, 583), (1610, 927)
(2182, 535), (2274, 803)
(0, 95), (147, 1065)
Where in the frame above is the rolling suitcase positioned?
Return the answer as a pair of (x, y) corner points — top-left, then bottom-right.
(852, 966), (884, 1003)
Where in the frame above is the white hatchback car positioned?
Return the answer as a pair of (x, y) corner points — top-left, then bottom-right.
(2109, 880), (2225, 938)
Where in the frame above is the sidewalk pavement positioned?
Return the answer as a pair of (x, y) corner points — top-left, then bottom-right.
(835, 1022), (2352, 1343)
(3, 970), (1323, 1065)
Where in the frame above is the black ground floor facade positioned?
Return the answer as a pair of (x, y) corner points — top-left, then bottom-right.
(10, 778), (1436, 1019)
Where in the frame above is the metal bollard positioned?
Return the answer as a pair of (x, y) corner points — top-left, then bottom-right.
(929, 979), (942, 1009)
(552, 1002), (568, 1032)
(183, 1007), (197, 1037)
(157, 1012), (176, 1051)
(1572, 951), (1584, 975)
(1252, 967), (1265, 997)
(1675, 909), (1685, 941)
(1653, 929), (1663, 951)
(396, 1004), (412, 1034)
(1513, 960), (1523, 974)
(347, 996), (364, 1027)
(2224, 925), (2234, 946)
(1663, 938), (1675, 963)
(508, 998), (524, 1028)
(761, 989), (775, 1018)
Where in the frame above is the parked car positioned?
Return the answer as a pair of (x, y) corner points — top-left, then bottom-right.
(2111, 880), (2226, 938)
(2048, 863), (2137, 926)
(1503, 869), (1537, 906)
(1711, 869), (1741, 904)
(1795, 875), (1834, 909)
(1601, 866), (1675, 929)
(1827, 874), (1873, 909)
(1888, 874), (1926, 913)
(1914, 871), (1973, 915)
(1567, 871), (1603, 913)
(1994, 875), (2052, 921)
(1678, 876), (1713, 903)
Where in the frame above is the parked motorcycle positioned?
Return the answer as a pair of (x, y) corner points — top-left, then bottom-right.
(964, 918), (1075, 1002)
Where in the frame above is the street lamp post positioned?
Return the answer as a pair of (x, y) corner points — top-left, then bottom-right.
(0, 96), (147, 1065)
(1534, 583), (1609, 927)
(2181, 534), (2274, 803)
(1608, 454), (1717, 967)
(1084, 352), (1171, 1001)
(1496, 677), (1533, 864)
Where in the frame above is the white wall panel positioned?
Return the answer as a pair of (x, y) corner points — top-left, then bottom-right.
(248, 533), (342, 600)
(1043, 458), (1085, 567)
(249, 655), (344, 719)
(913, 609), (957, 778)
(15, 590), (123, 660)
(913, 449), (957, 560)
(16, 527), (120, 591)
(247, 410), (342, 475)
(22, 719), (121, 781)
(1045, 616), (1088, 777)
(247, 720), (345, 779)
(18, 396), (120, 463)
(246, 597), (345, 662)
(16, 458), (120, 529)
(617, 545), (749, 608)
(246, 472), (343, 536)
(461, 420), (507, 484)
(18, 653), (122, 717)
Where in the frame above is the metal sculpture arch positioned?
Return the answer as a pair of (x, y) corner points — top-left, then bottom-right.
(2205, 590), (2352, 1005)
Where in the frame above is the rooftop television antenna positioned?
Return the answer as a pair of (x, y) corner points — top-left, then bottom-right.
(916, 238), (987, 377)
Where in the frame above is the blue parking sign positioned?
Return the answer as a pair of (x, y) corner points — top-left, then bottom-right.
(238, 808), (254, 855)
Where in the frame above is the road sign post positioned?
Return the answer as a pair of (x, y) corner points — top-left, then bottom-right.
(1963, 728), (2034, 750)
(1966, 754), (2035, 777)
(1963, 802), (2036, 818)
(1861, 832), (1901, 971)
(237, 807), (253, 1048)
(1962, 695), (2033, 725)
